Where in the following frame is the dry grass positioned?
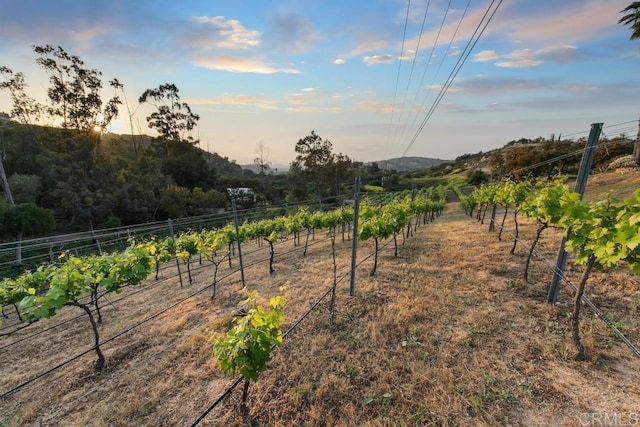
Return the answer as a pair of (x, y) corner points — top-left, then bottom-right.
(1, 171), (640, 426)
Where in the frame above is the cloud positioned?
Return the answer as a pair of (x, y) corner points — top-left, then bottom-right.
(0, 1), (120, 51)
(333, 58), (345, 65)
(187, 16), (261, 50)
(286, 88), (329, 105)
(193, 55), (301, 74)
(347, 40), (389, 57)
(475, 46), (587, 68)
(496, 59), (544, 68)
(450, 77), (550, 95)
(565, 83), (600, 93)
(187, 94), (279, 110)
(497, 0), (625, 45)
(354, 100), (396, 113)
(399, 49), (417, 61)
(474, 50), (500, 62)
(266, 14), (317, 54)
(509, 81), (640, 111)
(363, 54), (394, 65)
(405, 0), (624, 55)
(0, 19), (118, 54)
(286, 106), (343, 113)
(535, 45), (588, 64)
(283, 88), (346, 113)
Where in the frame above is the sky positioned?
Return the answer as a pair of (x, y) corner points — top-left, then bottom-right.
(0, 0), (639, 168)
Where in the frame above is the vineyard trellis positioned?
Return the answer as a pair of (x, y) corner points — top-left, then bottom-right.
(458, 178), (640, 360)
(0, 182), (446, 412)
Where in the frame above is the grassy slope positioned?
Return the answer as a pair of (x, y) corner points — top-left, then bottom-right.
(0, 171), (639, 426)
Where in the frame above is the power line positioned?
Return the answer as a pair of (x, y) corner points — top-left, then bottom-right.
(508, 136), (635, 177)
(384, 0), (412, 159)
(391, 0), (434, 148)
(402, 0), (504, 157)
(397, 0), (472, 147)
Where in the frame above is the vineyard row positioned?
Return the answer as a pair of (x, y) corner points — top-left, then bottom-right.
(456, 179), (640, 360)
(0, 187), (446, 371)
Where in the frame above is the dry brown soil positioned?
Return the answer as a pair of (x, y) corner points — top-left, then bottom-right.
(1, 171), (639, 426)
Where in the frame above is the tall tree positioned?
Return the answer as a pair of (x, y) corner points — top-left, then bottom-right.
(288, 131), (354, 200)
(0, 125), (15, 205)
(33, 45), (121, 134)
(0, 67), (43, 206)
(619, 2), (640, 39)
(290, 130), (336, 198)
(0, 67), (42, 125)
(253, 141), (271, 175)
(138, 83), (200, 144)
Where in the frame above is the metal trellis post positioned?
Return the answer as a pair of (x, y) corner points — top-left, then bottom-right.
(349, 177), (361, 296)
(232, 199), (246, 288)
(168, 218), (184, 288)
(547, 122), (603, 304)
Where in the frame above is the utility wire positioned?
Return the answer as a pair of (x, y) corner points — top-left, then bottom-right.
(402, 0), (503, 157)
(397, 0), (472, 147)
(476, 205), (640, 358)
(391, 0), (433, 147)
(384, 0), (412, 159)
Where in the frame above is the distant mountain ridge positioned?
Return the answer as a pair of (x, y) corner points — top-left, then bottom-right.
(374, 157), (448, 172)
(240, 157), (448, 173)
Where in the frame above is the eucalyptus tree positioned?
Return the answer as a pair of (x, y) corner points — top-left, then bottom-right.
(138, 83), (200, 144)
(33, 45), (121, 134)
(0, 67), (42, 126)
(289, 130), (353, 199)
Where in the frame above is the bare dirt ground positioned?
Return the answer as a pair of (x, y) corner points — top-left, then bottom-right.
(1, 171), (639, 426)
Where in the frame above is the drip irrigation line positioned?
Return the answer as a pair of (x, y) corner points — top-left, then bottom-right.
(190, 284), (336, 426)
(0, 268), (227, 399)
(0, 260), (185, 349)
(190, 217), (433, 424)
(0, 342), (97, 399)
(523, 236), (640, 359)
(1, 217), (429, 402)
(477, 205), (640, 358)
(40, 323), (207, 424)
(189, 376), (244, 426)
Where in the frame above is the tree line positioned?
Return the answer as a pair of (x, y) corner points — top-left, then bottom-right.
(0, 46), (359, 239)
(1, 0), (638, 241)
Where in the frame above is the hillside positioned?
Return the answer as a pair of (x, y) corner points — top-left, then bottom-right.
(0, 122), (256, 231)
(0, 171), (638, 425)
(376, 156), (447, 172)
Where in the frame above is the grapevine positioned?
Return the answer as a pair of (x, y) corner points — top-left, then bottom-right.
(465, 179), (640, 360)
(213, 288), (286, 411)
